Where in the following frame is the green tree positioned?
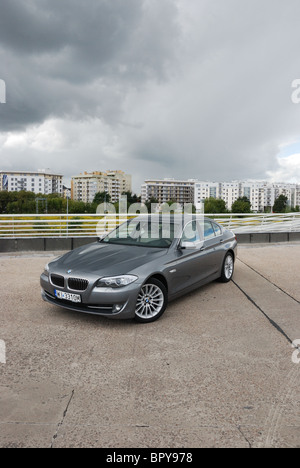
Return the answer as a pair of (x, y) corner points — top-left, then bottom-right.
(273, 194), (288, 213)
(204, 197), (227, 214)
(0, 191), (16, 213)
(121, 191), (141, 204)
(144, 197), (159, 211)
(93, 191), (111, 204)
(6, 191), (36, 214)
(231, 197), (252, 213)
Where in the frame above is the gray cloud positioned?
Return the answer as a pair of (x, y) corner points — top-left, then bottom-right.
(1, 0), (300, 192)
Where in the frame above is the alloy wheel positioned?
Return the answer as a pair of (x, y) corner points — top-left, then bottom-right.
(135, 282), (165, 321)
(224, 254), (234, 280)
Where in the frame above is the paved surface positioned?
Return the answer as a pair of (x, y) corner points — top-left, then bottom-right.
(0, 244), (300, 448)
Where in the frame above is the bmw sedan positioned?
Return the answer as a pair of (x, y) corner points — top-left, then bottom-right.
(40, 215), (237, 323)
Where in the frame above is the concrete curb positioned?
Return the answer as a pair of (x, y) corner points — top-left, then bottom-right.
(0, 232), (300, 252)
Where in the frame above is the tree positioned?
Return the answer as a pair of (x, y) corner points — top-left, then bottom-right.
(144, 197), (159, 212)
(93, 191), (111, 204)
(204, 197), (227, 214)
(231, 197), (251, 213)
(0, 191), (15, 213)
(121, 191), (141, 204)
(273, 194), (288, 213)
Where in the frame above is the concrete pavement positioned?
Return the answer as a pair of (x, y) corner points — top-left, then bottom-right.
(0, 244), (299, 448)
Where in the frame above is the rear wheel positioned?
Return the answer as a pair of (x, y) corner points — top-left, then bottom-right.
(134, 278), (168, 323)
(219, 252), (234, 283)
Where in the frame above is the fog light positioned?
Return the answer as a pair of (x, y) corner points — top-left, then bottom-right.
(112, 304), (123, 313)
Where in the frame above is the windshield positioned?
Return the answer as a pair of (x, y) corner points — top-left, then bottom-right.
(102, 219), (180, 248)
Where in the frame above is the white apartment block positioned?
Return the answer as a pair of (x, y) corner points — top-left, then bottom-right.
(141, 178), (196, 206)
(0, 170), (63, 195)
(71, 170), (132, 203)
(195, 180), (300, 211)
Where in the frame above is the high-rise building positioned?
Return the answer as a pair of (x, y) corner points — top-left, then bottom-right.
(71, 170), (132, 203)
(141, 178), (196, 206)
(0, 170), (63, 195)
(194, 180), (300, 211)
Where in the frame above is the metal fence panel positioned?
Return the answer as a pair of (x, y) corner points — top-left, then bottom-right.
(0, 213), (299, 238)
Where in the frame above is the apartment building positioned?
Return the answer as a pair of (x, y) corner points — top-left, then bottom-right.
(71, 170), (132, 203)
(0, 170), (63, 195)
(194, 180), (300, 211)
(141, 178), (196, 206)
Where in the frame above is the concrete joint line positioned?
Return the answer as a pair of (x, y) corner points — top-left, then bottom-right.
(238, 258), (300, 306)
(232, 279), (293, 346)
(236, 425), (252, 448)
(50, 390), (74, 448)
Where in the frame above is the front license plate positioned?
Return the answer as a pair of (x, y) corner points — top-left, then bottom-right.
(55, 290), (81, 303)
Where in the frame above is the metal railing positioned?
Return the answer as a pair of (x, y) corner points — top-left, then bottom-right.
(0, 212), (299, 238)
(210, 213), (300, 233)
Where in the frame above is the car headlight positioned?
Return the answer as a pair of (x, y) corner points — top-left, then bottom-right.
(96, 275), (138, 288)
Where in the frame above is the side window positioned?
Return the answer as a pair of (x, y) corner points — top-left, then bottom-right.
(212, 222), (222, 237)
(181, 221), (201, 243)
(203, 221), (215, 240)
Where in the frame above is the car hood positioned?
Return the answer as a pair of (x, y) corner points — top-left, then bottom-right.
(52, 241), (168, 276)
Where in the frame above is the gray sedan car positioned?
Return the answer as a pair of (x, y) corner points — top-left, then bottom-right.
(40, 215), (237, 323)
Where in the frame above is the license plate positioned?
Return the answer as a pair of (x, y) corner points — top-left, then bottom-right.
(55, 290), (81, 303)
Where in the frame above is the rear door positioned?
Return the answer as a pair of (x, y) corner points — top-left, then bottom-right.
(200, 220), (225, 276)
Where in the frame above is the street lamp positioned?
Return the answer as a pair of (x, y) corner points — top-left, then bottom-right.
(66, 193), (70, 237)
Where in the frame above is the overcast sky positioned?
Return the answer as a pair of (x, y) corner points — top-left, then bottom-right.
(1, 0), (300, 193)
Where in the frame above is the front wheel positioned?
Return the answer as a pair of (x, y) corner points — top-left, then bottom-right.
(219, 252), (234, 283)
(134, 278), (168, 323)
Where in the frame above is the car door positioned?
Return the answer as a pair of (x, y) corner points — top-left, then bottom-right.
(210, 221), (226, 266)
(199, 220), (223, 276)
(166, 220), (214, 296)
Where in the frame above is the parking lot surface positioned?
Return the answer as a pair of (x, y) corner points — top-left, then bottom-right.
(0, 243), (299, 448)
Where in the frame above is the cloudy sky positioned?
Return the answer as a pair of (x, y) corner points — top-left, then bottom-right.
(1, 0), (300, 193)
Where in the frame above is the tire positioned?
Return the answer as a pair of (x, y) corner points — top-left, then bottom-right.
(219, 252), (234, 283)
(134, 278), (168, 323)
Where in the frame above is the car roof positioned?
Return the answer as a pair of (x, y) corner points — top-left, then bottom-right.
(133, 214), (211, 224)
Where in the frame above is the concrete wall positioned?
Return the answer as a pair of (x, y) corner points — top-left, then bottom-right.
(0, 237), (98, 253)
(0, 233), (300, 252)
(236, 232), (300, 244)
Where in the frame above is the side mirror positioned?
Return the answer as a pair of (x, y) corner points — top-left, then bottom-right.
(180, 240), (204, 250)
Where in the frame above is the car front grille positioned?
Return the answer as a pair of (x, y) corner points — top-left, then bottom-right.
(68, 277), (89, 291)
(50, 274), (65, 288)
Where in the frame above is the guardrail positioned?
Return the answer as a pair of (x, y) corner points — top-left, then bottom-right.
(0, 212), (299, 238)
(211, 213), (300, 233)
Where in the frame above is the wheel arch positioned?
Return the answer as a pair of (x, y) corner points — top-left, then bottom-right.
(225, 248), (235, 261)
(144, 273), (168, 292)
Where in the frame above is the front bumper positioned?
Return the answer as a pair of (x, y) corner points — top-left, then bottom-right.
(40, 273), (142, 319)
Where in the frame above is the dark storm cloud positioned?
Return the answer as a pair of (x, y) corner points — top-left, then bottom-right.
(1, 0), (300, 189)
(0, 0), (180, 130)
